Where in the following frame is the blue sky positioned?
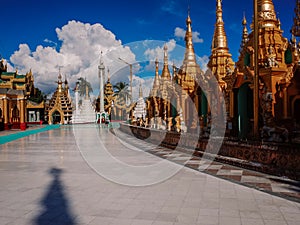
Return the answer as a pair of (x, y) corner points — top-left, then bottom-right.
(0, 0), (296, 97)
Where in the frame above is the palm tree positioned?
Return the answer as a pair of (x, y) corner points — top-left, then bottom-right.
(113, 81), (131, 104)
(77, 77), (93, 97)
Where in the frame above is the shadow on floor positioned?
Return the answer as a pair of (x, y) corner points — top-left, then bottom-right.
(34, 168), (77, 225)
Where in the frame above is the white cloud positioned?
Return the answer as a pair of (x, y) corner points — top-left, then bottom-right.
(131, 75), (154, 101)
(174, 27), (204, 43)
(144, 39), (176, 63)
(174, 27), (185, 39)
(9, 20), (135, 94)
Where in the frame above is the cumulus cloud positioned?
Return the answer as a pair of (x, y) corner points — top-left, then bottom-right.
(144, 39), (176, 62)
(131, 75), (154, 101)
(174, 27), (204, 43)
(10, 20), (135, 94)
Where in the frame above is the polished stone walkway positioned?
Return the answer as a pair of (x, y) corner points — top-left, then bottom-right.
(0, 125), (300, 225)
(113, 129), (300, 202)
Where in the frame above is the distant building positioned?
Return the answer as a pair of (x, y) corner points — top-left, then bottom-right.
(45, 72), (72, 124)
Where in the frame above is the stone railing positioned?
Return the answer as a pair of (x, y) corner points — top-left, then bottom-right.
(119, 123), (300, 180)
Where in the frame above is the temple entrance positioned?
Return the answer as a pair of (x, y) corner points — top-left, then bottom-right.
(52, 111), (61, 124)
(237, 83), (253, 139)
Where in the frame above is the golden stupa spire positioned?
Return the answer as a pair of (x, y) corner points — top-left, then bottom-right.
(107, 67), (110, 82)
(161, 44), (171, 80)
(241, 13), (249, 50)
(57, 68), (63, 93)
(154, 58), (160, 88)
(257, 0), (278, 28)
(139, 82), (143, 98)
(291, 0), (300, 37)
(182, 10), (197, 66)
(212, 0), (228, 50)
(208, 0), (234, 83)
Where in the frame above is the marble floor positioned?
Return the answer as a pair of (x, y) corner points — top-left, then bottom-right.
(0, 124), (300, 225)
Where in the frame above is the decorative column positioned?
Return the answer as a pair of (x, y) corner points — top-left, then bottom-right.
(283, 86), (288, 119)
(98, 52), (105, 123)
(253, 0), (259, 138)
(75, 84), (79, 115)
(3, 97), (9, 130)
(20, 98), (26, 130)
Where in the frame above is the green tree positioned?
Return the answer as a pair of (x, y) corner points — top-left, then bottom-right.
(28, 87), (44, 103)
(77, 77), (93, 97)
(113, 81), (130, 103)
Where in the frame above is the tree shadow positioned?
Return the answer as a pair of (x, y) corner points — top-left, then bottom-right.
(34, 168), (77, 225)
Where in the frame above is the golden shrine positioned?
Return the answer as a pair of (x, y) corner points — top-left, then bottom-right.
(45, 72), (73, 124)
(0, 59), (35, 130)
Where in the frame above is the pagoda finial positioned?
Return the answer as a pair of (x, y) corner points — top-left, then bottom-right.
(139, 82), (143, 98)
(208, 0), (234, 83)
(153, 58), (160, 88)
(161, 44), (171, 80)
(58, 66), (62, 81)
(256, 0), (278, 28)
(182, 8), (197, 67)
(107, 67), (110, 82)
(216, 0), (223, 23)
(241, 13), (249, 50)
(291, 0), (300, 37)
(211, 0), (228, 49)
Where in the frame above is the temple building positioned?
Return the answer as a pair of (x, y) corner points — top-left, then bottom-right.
(96, 67), (133, 122)
(0, 59), (35, 130)
(45, 72), (73, 124)
(142, 0), (300, 142)
(218, 0), (300, 141)
(145, 11), (204, 132)
(146, 47), (180, 130)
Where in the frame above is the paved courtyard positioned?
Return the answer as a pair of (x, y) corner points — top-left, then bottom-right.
(0, 125), (300, 225)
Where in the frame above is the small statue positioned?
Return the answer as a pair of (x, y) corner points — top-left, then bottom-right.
(266, 45), (279, 68)
(175, 115), (181, 132)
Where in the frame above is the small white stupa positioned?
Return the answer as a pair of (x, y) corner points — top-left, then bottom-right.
(72, 83), (96, 124)
(133, 83), (146, 120)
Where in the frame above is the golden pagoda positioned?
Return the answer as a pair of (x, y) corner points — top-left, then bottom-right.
(208, 0), (234, 87)
(45, 72), (72, 124)
(146, 46), (180, 131)
(208, 0), (235, 134)
(101, 69), (133, 121)
(173, 12), (203, 131)
(0, 59), (35, 130)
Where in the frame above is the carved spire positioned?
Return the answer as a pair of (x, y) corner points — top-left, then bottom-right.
(154, 58), (160, 88)
(208, 0), (234, 83)
(107, 68), (110, 82)
(57, 68), (63, 93)
(291, 0), (300, 37)
(139, 82), (143, 98)
(182, 11), (197, 66)
(241, 13), (249, 50)
(211, 0), (228, 50)
(161, 44), (171, 80)
(257, 0), (279, 28)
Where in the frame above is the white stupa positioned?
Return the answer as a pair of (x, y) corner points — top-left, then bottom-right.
(72, 84), (96, 124)
(133, 83), (146, 120)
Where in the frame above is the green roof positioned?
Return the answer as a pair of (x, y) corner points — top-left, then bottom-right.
(16, 74), (25, 78)
(1, 72), (15, 76)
